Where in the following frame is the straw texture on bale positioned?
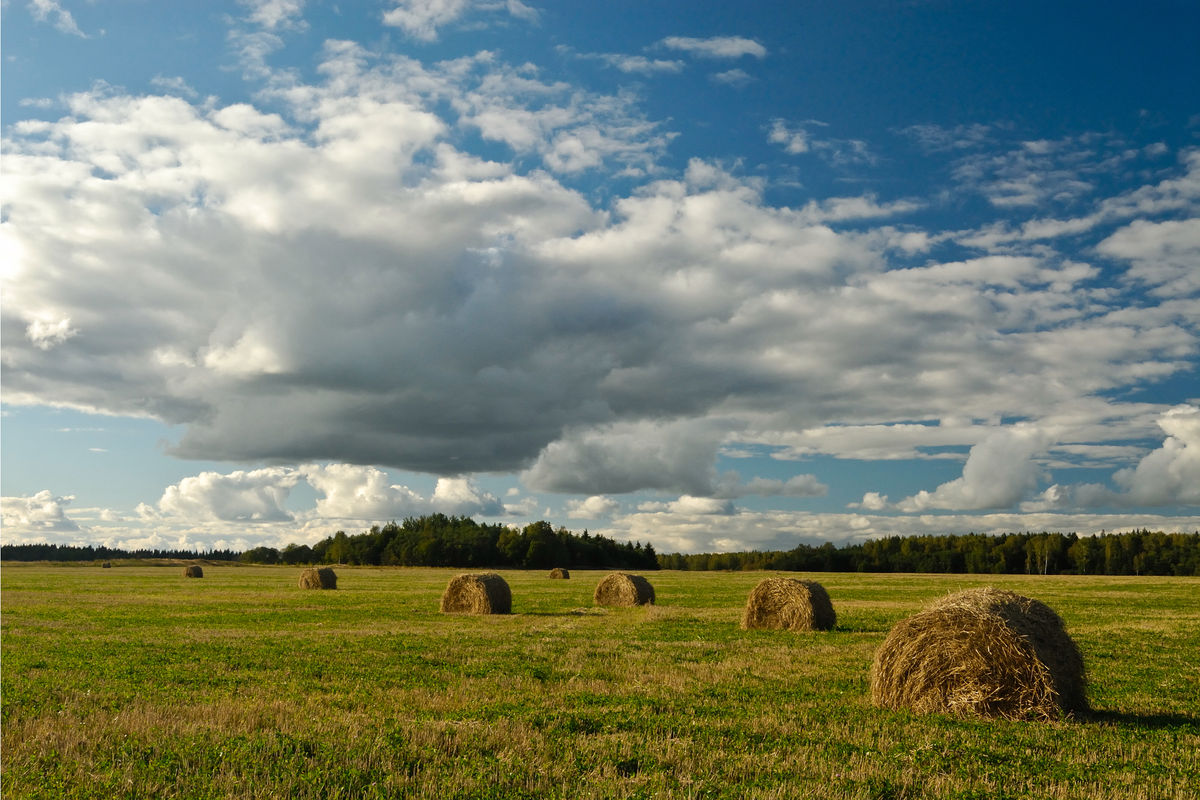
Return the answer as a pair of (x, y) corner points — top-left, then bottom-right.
(870, 587), (1088, 720)
(741, 577), (836, 631)
(298, 567), (338, 590)
(593, 572), (655, 606)
(183, 565), (203, 578)
(440, 573), (512, 614)
(549, 567), (570, 579)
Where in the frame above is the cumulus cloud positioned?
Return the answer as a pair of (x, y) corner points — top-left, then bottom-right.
(897, 425), (1056, 511)
(2, 25), (1198, 523)
(1, 490), (82, 533)
(565, 495), (621, 518)
(1114, 405), (1200, 505)
(430, 477), (504, 516)
(302, 463), (426, 520)
(158, 468), (301, 522)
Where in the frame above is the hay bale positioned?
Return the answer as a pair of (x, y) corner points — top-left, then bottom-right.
(549, 567), (570, 579)
(593, 572), (655, 607)
(741, 577), (836, 631)
(183, 565), (203, 578)
(440, 573), (511, 614)
(101, 562), (112, 569)
(870, 587), (1088, 720)
(298, 567), (337, 590)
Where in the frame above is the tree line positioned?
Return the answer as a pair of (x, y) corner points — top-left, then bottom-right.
(0, 544), (240, 563)
(657, 529), (1200, 576)
(238, 516), (660, 570)
(0, 515), (659, 571)
(3, 524), (1197, 575)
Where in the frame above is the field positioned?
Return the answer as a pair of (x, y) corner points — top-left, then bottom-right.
(1, 565), (1197, 799)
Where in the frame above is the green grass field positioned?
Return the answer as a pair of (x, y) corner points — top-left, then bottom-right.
(2, 565), (1197, 799)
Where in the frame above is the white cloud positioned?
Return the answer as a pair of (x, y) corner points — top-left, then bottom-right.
(302, 463), (426, 520)
(769, 119), (876, 166)
(769, 119), (809, 154)
(1, 490), (82, 533)
(1113, 405), (1200, 505)
(430, 477), (504, 516)
(711, 69), (753, 87)
(594, 54), (685, 75)
(564, 495), (621, 518)
(1097, 217), (1200, 297)
(660, 36), (767, 59)
(240, 0), (306, 31)
(897, 425), (1056, 511)
(27, 0), (86, 37)
(158, 468), (301, 522)
(25, 316), (77, 350)
(2, 31), (1197, 523)
(382, 0), (536, 41)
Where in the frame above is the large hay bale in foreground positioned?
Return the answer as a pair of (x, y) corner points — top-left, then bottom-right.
(440, 573), (511, 614)
(183, 565), (203, 578)
(871, 587), (1087, 720)
(593, 572), (655, 607)
(741, 577), (836, 631)
(298, 567), (337, 590)
(549, 567), (570, 579)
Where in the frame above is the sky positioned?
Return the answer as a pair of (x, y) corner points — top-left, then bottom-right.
(2, 0), (1199, 556)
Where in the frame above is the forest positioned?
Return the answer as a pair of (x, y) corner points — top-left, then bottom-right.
(3, 521), (1197, 576)
(658, 529), (1200, 576)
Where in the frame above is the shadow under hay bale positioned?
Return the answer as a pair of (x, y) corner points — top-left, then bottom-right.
(298, 567), (337, 590)
(183, 565), (203, 578)
(742, 577), (836, 631)
(870, 587), (1088, 720)
(440, 573), (511, 614)
(593, 572), (655, 607)
(549, 567), (570, 579)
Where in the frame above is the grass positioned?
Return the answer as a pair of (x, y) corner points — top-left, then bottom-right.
(2, 565), (1197, 799)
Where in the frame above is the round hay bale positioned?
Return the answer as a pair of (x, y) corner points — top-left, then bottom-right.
(440, 573), (511, 614)
(741, 577), (836, 631)
(549, 567), (570, 579)
(183, 565), (203, 578)
(870, 587), (1088, 720)
(593, 572), (655, 607)
(101, 562), (113, 569)
(298, 567), (337, 590)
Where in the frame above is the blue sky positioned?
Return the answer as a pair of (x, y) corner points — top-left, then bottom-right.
(3, 0), (1198, 554)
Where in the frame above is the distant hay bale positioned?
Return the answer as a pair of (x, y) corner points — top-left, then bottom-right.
(549, 567), (570, 579)
(101, 562), (112, 569)
(298, 567), (337, 590)
(183, 565), (203, 578)
(593, 572), (655, 607)
(741, 577), (836, 631)
(440, 573), (511, 614)
(870, 587), (1088, 720)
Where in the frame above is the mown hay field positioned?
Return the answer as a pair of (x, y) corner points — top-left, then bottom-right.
(2, 565), (1197, 799)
